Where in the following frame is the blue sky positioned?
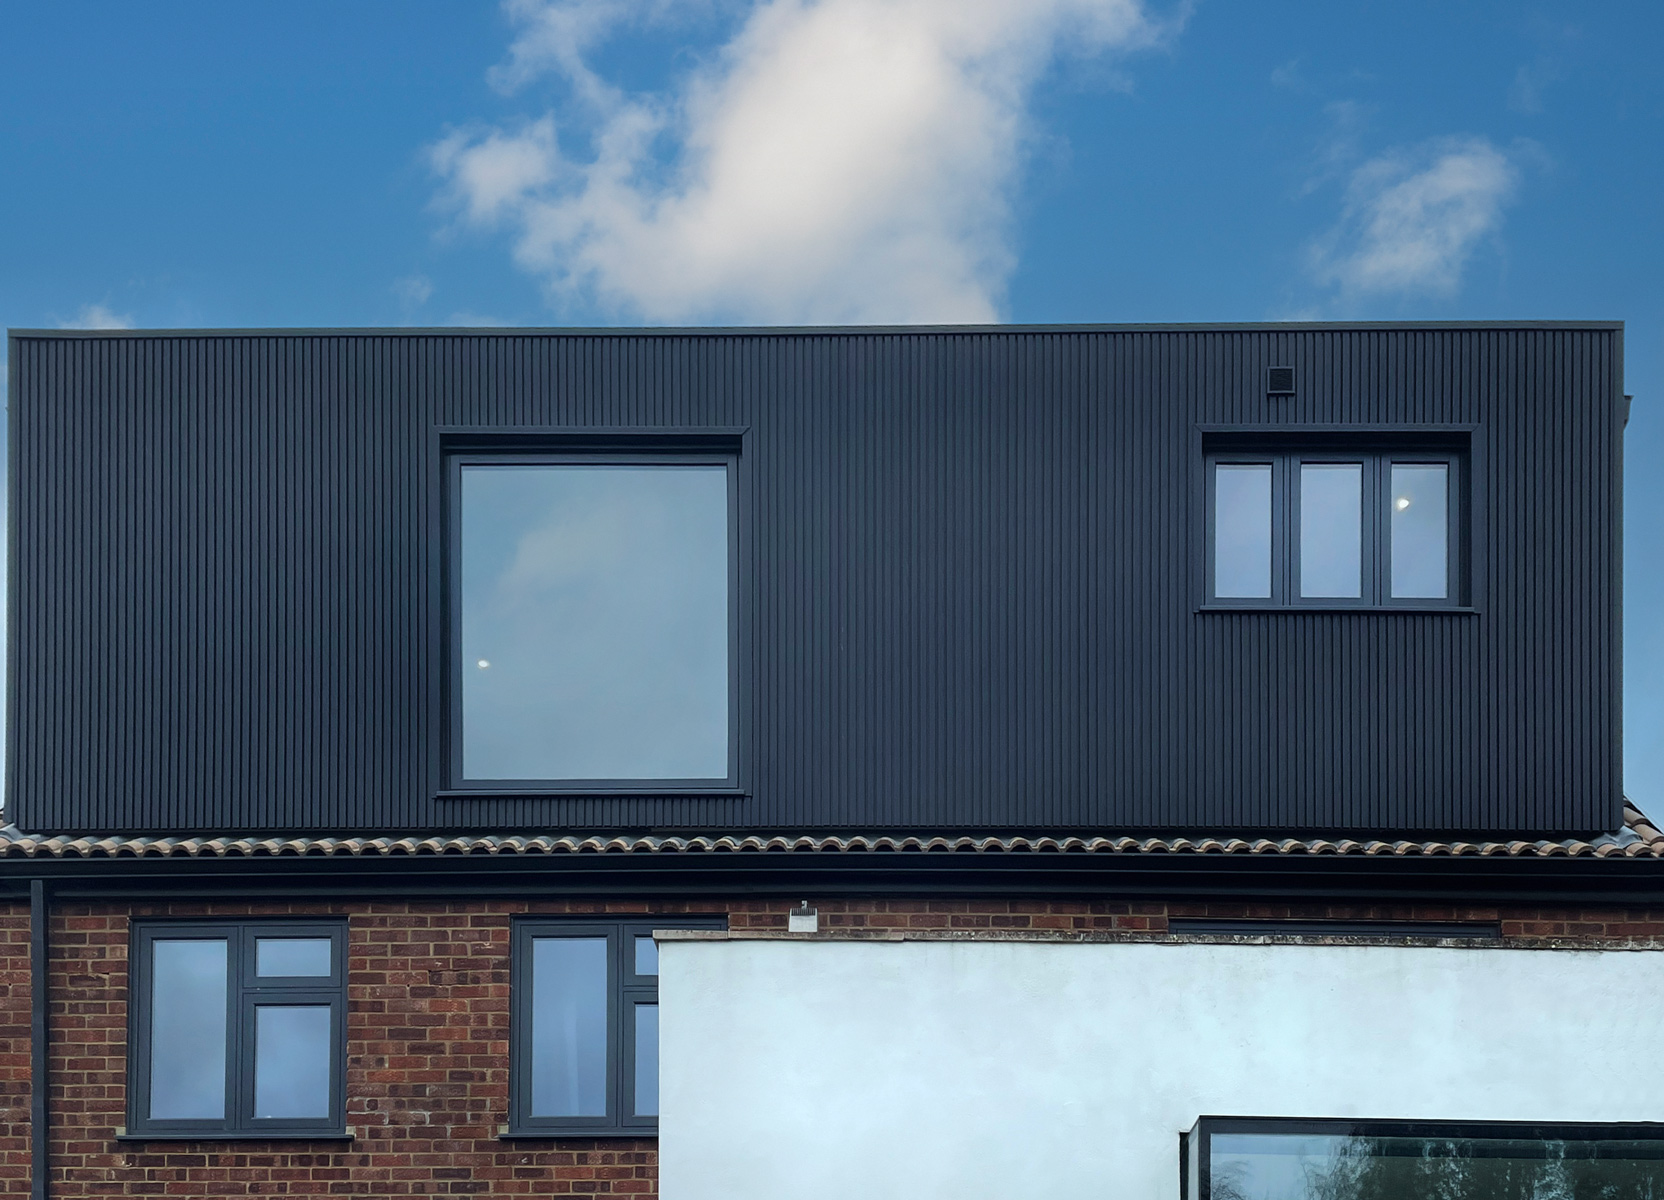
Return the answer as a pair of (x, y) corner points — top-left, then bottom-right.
(3, 0), (1662, 817)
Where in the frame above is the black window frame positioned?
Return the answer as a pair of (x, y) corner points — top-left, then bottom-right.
(126, 920), (349, 1140)
(1186, 1116), (1664, 1200)
(1202, 438), (1467, 610)
(507, 916), (724, 1138)
(443, 444), (742, 795)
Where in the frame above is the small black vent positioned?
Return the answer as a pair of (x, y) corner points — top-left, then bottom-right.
(1267, 366), (1295, 395)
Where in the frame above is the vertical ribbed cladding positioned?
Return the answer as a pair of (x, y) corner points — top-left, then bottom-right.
(4, 325), (1623, 836)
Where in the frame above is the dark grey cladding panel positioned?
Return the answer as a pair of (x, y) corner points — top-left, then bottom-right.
(5, 325), (1624, 835)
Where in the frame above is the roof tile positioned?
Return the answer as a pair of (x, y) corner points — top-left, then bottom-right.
(1, 805), (1658, 863)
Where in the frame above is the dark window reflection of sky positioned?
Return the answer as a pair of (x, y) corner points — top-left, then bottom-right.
(1391, 464), (1449, 599)
(1215, 464), (1272, 598)
(254, 1005), (332, 1118)
(150, 939), (229, 1120)
(531, 937), (610, 1117)
(461, 465), (729, 781)
(1300, 464), (1362, 598)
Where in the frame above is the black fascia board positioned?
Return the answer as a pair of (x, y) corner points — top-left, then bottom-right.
(7, 319), (1626, 340)
(6, 850), (1664, 907)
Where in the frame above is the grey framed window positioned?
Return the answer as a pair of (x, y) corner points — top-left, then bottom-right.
(508, 917), (723, 1137)
(1185, 1117), (1664, 1200)
(1205, 446), (1463, 608)
(448, 453), (738, 792)
(127, 922), (347, 1139)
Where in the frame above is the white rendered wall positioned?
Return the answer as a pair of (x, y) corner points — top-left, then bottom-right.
(658, 937), (1664, 1200)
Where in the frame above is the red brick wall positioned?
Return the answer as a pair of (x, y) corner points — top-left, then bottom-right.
(12, 895), (1664, 1197)
(0, 907), (28, 1197)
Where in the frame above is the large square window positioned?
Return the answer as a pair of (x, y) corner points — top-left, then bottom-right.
(451, 456), (735, 789)
(1186, 1117), (1664, 1200)
(1204, 442), (1464, 608)
(127, 922), (347, 1138)
(508, 918), (723, 1137)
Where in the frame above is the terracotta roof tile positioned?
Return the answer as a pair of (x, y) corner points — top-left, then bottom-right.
(0, 804), (1658, 862)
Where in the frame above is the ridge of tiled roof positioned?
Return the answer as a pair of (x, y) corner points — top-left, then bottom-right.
(1, 805), (1658, 862)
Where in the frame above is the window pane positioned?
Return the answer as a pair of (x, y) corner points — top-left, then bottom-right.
(254, 1005), (332, 1118)
(634, 936), (658, 976)
(1300, 464), (1362, 598)
(634, 1004), (659, 1117)
(256, 938), (333, 978)
(530, 937), (610, 1117)
(1208, 1131), (1664, 1199)
(1391, 463), (1449, 598)
(461, 464), (730, 781)
(1214, 464), (1272, 598)
(150, 939), (228, 1120)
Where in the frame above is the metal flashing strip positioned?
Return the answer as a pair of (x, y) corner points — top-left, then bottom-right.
(9, 320), (1627, 339)
(0, 806), (1657, 863)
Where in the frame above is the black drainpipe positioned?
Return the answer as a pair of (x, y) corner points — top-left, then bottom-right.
(30, 879), (48, 1200)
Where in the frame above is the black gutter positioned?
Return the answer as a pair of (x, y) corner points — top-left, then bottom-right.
(4, 850), (1664, 906)
(30, 879), (47, 1200)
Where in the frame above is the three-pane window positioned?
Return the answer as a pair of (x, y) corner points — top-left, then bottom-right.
(129, 922), (347, 1137)
(451, 456), (735, 789)
(509, 918), (720, 1136)
(1207, 449), (1462, 607)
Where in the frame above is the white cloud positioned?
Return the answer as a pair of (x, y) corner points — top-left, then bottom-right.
(394, 274), (436, 308)
(431, 0), (1175, 324)
(1309, 137), (1518, 297)
(59, 302), (135, 330)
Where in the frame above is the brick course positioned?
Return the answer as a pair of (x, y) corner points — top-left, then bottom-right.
(0, 910), (27, 1197)
(2, 895), (1662, 1197)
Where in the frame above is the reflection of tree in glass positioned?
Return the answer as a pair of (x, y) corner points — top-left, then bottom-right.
(1208, 1161), (1252, 1200)
(1296, 1137), (1659, 1200)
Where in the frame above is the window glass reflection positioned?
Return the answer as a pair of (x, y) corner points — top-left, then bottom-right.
(530, 937), (610, 1117)
(1391, 464), (1449, 599)
(150, 939), (228, 1120)
(1300, 464), (1362, 598)
(1214, 464), (1272, 598)
(256, 938), (333, 978)
(254, 1005), (332, 1118)
(634, 936), (658, 977)
(1208, 1131), (1664, 1200)
(634, 1004), (659, 1117)
(460, 464), (729, 781)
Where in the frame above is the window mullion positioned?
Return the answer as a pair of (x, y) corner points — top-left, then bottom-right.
(228, 927), (250, 1133)
(610, 925), (626, 1125)
(1366, 455), (1381, 605)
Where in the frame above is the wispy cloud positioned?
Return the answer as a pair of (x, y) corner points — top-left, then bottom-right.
(1507, 18), (1581, 116)
(58, 302), (135, 330)
(394, 274), (435, 308)
(430, 0), (1178, 325)
(1507, 59), (1559, 115)
(1308, 137), (1519, 297)
(1269, 58), (1302, 91)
